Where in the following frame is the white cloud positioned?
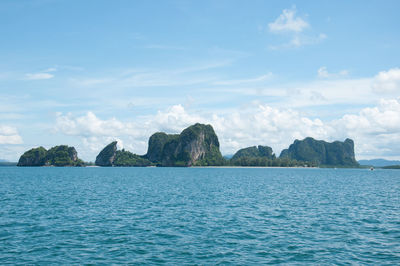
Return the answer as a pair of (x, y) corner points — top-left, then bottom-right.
(25, 73), (54, 80)
(0, 125), (23, 144)
(271, 33), (327, 49)
(54, 98), (400, 160)
(52, 67), (400, 160)
(43, 67), (57, 72)
(268, 6), (309, 33)
(332, 98), (400, 158)
(268, 7), (326, 49)
(211, 104), (331, 155)
(372, 68), (400, 93)
(222, 77), (374, 108)
(317, 66), (349, 78)
(55, 111), (137, 137)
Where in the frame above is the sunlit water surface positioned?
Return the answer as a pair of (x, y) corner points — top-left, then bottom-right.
(0, 167), (399, 264)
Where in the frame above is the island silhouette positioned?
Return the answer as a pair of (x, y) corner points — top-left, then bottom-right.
(17, 123), (358, 168)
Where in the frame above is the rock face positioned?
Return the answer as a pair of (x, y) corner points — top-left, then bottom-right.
(17, 145), (82, 166)
(46, 145), (79, 166)
(231, 145), (275, 161)
(17, 147), (47, 166)
(279, 137), (358, 167)
(146, 132), (178, 163)
(95, 141), (151, 167)
(146, 123), (224, 166)
(95, 141), (118, 166)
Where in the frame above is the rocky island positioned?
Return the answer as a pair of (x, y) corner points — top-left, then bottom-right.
(95, 141), (151, 167)
(17, 145), (84, 167)
(280, 137), (359, 167)
(94, 123), (224, 167)
(145, 123), (224, 166)
(17, 123), (359, 168)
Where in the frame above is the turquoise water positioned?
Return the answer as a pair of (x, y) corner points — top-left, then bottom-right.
(0, 167), (399, 264)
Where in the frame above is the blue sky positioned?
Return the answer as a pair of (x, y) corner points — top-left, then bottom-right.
(1, 0), (400, 161)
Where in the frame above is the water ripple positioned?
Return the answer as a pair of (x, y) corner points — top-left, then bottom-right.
(0, 167), (399, 264)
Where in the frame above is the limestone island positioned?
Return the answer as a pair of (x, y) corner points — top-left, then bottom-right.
(17, 123), (359, 168)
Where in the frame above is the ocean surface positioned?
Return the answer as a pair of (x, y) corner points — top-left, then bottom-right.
(0, 167), (399, 264)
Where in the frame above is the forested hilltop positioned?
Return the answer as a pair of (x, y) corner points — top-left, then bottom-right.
(17, 123), (359, 168)
(17, 145), (85, 167)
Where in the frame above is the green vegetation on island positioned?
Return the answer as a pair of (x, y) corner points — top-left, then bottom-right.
(279, 137), (359, 167)
(95, 141), (151, 167)
(145, 123), (225, 166)
(17, 123), (360, 168)
(231, 145), (275, 161)
(113, 150), (151, 167)
(17, 145), (84, 167)
(146, 132), (179, 163)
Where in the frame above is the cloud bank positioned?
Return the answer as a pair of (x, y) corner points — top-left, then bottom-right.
(54, 98), (400, 160)
(0, 125), (23, 145)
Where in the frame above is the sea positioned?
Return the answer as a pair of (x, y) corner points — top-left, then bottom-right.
(0, 167), (399, 264)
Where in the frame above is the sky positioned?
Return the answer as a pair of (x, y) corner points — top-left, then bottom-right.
(1, 0), (400, 161)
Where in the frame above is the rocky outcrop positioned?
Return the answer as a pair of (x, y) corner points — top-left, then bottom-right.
(95, 141), (117, 166)
(279, 137), (358, 167)
(231, 145), (275, 161)
(17, 145), (83, 166)
(17, 147), (47, 166)
(146, 132), (178, 163)
(46, 145), (80, 166)
(146, 123), (224, 166)
(95, 141), (151, 167)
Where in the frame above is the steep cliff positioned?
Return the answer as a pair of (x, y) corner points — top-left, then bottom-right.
(95, 141), (151, 167)
(146, 123), (224, 166)
(95, 141), (117, 166)
(146, 132), (179, 163)
(279, 137), (358, 167)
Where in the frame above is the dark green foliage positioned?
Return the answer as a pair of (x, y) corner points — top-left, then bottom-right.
(146, 133), (178, 162)
(113, 149), (151, 167)
(228, 156), (314, 167)
(95, 141), (117, 166)
(46, 145), (78, 166)
(279, 137), (359, 167)
(18, 145), (83, 166)
(17, 147), (47, 166)
(166, 123), (224, 166)
(95, 141), (152, 167)
(230, 145), (275, 167)
(231, 145), (275, 161)
(146, 132), (179, 163)
(75, 159), (85, 167)
(146, 123), (224, 166)
(280, 149), (289, 158)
